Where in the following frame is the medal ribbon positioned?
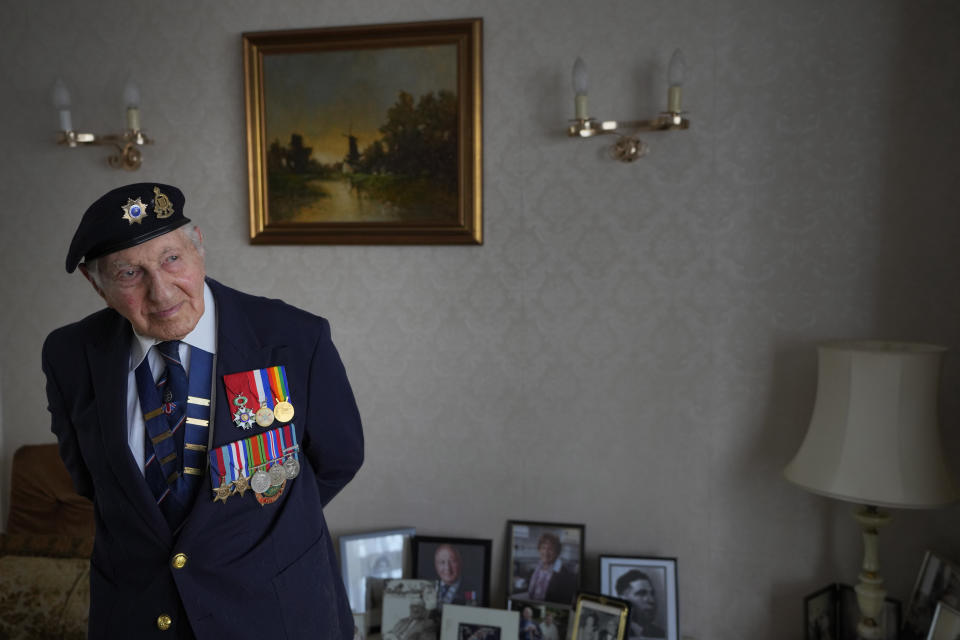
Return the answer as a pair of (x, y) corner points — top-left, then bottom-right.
(267, 365), (292, 405)
(223, 370), (258, 409)
(208, 424), (301, 494)
(251, 369), (275, 412)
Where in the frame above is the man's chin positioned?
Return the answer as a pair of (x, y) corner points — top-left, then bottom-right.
(142, 320), (194, 341)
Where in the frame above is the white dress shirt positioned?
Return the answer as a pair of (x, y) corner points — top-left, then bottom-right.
(125, 283), (217, 473)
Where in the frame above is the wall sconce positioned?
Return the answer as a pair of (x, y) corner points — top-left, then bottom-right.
(52, 79), (153, 170)
(567, 49), (689, 162)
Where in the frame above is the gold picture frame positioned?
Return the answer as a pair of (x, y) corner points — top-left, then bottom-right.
(570, 593), (631, 640)
(243, 18), (482, 245)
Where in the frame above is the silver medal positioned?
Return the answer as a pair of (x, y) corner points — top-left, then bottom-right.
(268, 464), (286, 487)
(283, 457), (300, 479)
(251, 469), (271, 494)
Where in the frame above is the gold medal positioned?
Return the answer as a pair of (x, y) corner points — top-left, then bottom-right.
(274, 401), (294, 423)
(214, 482), (232, 503)
(255, 405), (275, 427)
(234, 474), (249, 497)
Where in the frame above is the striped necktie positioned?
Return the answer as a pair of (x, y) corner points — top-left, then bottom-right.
(137, 341), (192, 529)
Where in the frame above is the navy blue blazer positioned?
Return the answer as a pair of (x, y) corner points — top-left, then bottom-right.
(42, 278), (364, 639)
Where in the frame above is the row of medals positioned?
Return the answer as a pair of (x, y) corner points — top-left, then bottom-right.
(220, 455), (301, 500)
(234, 394), (294, 430)
(217, 398), (299, 500)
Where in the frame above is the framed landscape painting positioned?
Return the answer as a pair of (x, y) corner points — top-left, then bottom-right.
(243, 18), (483, 244)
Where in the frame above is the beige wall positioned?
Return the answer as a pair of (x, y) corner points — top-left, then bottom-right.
(2, 1), (959, 638)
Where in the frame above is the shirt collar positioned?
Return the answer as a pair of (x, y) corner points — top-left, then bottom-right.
(129, 282), (216, 372)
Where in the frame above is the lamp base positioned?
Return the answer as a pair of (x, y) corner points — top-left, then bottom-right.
(853, 505), (891, 639)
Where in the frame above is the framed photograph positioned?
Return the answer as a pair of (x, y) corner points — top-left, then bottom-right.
(599, 555), (678, 640)
(837, 584), (900, 640)
(439, 604), (520, 640)
(381, 579), (439, 640)
(507, 520), (585, 607)
(804, 583), (900, 640)
(242, 18), (483, 245)
(804, 583), (838, 640)
(570, 593), (631, 640)
(413, 536), (492, 607)
(903, 552), (960, 640)
(508, 597), (573, 640)
(339, 527), (416, 615)
(927, 601), (960, 640)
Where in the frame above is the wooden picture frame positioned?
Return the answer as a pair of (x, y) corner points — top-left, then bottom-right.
(570, 593), (631, 640)
(242, 18), (483, 244)
(599, 555), (678, 640)
(412, 535), (492, 607)
(506, 520), (585, 607)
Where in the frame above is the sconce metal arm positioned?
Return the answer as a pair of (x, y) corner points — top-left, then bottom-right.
(567, 113), (689, 162)
(57, 130), (153, 170)
(567, 113), (689, 138)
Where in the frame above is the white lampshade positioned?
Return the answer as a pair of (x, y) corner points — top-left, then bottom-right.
(784, 341), (959, 509)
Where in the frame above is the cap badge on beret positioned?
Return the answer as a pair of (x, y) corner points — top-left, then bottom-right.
(121, 197), (148, 225)
(153, 186), (175, 219)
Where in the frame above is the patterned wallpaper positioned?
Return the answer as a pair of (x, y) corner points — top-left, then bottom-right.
(1, 1), (959, 638)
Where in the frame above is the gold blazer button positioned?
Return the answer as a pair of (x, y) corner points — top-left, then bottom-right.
(157, 614), (173, 631)
(172, 553), (188, 569)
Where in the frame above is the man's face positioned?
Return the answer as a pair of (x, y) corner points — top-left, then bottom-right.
(84, 229), (205, 341)
(624, 578), (657, 623)
(434, 546), (461, 585)
(538, 540), (559, 566)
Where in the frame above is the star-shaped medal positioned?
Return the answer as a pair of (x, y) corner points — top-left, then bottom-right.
(233, 406), (256, 430)
(121, 197), (148, 224)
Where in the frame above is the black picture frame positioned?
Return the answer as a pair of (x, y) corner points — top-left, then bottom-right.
(506, 520), (585, 607)
(599, 555), (678, 640)
(412, 535), (492, 607)
(902, 551), (960, 640)
(804, 583), (839, 640)
(803, 582), (900, 640)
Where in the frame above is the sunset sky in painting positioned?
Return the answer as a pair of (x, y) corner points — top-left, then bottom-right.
(263, 44), (457, 165)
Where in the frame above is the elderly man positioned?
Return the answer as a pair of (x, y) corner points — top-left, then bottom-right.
(434, 543), (480, 606)
(42, 183), (363, 639)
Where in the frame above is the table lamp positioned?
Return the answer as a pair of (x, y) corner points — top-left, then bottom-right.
(784, 341), (959, 639)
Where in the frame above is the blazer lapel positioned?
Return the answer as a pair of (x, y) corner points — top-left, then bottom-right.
(87, 322), (171, 546)
(177, 280), (289, 540)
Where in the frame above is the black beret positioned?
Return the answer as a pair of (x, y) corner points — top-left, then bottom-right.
(66, 182), (191, 273)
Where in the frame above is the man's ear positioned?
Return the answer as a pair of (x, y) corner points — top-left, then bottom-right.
(78, 264), (106, 300)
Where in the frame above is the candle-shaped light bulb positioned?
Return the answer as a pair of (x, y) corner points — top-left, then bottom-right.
(572, 57), (589, 120)
(123, 80), (141, 131)
(667, 49), (686, 113)
(52, 79), (73, 132)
